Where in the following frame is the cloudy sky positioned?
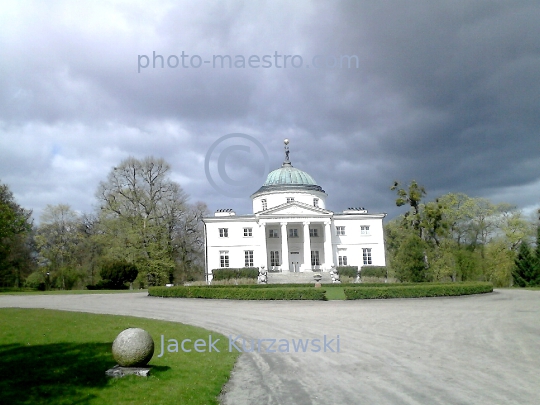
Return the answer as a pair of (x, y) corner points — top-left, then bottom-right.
(1, 0), (539, 223)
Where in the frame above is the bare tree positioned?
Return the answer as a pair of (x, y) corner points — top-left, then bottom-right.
(96, 156), (191, 285)
(35, 204), (82, 289)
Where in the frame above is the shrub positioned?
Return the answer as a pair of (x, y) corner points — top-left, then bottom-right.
(86, 279), (129, 290)
(336, 266), (358, 278)
(211, 268), (258, 281)
(343, 282), (493, 300)
(148, 286), (327, 300)
(99, 260), (138, 289)
(24, 272), (45, 291)
(360, 266), (387, 278)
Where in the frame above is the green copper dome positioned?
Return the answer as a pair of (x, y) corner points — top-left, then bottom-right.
(251, 139), (326, 197)
(263, 163), (317, 186)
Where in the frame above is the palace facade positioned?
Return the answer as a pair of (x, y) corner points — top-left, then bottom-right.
(203, 140), (386, 281)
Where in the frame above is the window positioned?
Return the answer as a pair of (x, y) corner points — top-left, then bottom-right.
(360, 225), (370, 235)
(363, 248), (372, 265)
(311, 250), (320, 266)
(286, 197), (295, 203)
(262, 199), (267, 211)
(244, 227), (252, 237)
(336, 226), (345, 236)
(313, 198), (319, 207)
(270, 251), (280, 266)
(269, 229), (279, 238)
(244, 250), (254, 267)
(309, 228), (318, 237)
(338, 255), (348, 266)
(220, 251), (229, 268)
(289, 228), (298, 238)
(219, 228), (228, 237)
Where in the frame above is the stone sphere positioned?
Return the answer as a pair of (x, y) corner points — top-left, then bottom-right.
(112, 328), (154, 367)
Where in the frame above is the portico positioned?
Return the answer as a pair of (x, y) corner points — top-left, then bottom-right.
(257, 215), (334, 272)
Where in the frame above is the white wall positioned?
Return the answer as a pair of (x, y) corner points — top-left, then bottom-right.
(332, 216), (386, 268)
(251, 189), (327, 213)
(204, 213), (386, 279)
(206, 219), (260, 274)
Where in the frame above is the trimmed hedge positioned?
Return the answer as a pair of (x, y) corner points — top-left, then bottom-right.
(212, 268), (259, 280)
(360, 266), (387, 278)
(194, 283), (348, 288)
(149, 286), (327, 300)
(343, 282), (493, 300)
(336, 266), (359, 278)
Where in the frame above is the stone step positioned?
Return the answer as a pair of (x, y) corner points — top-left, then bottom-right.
(267, 271), (334, 284)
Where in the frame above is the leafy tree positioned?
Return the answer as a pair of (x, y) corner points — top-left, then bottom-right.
(390, 180), (426, 237)
(535, 209), (540, 267)
(498, 206), (533, 251)
(513, 241), (540, 287)
(386, 185), (536, 286)
(421, 199), (449, 247)
(484, 239), (514, 287)
(0, 182), (34, 287)
(394, 234), (429, 282)
(428, 239), (456, 281)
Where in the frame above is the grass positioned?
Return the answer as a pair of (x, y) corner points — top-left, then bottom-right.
(323, 287), (346, 300)
(0, 308), (239, 405)
(0, 289), (148, 295)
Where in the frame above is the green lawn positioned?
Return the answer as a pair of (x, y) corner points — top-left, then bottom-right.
(0, 289), (148, 295)
(0, 308), (239, 405)
(323, 287), (346, 300)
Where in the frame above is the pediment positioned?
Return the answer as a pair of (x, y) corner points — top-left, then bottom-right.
(259, 202), (332, 216)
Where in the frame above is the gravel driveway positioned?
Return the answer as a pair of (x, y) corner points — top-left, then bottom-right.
(1, 289), (539, 405)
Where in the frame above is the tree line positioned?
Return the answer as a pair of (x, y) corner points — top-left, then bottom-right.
(386, 181), (540, 287)
(2, 170), (539, 290)
(0, 156), (208, 290)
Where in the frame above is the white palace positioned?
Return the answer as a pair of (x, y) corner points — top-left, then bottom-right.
(203, 140), (386, 281)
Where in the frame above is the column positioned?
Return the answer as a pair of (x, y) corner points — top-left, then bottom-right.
(259, 222), (267, 269)
(302, 221), (311, 272)
(323, 221), (334, 271)
(280, 222), (289, 272)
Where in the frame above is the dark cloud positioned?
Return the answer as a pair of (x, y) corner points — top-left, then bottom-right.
(0, 0), (538, 222)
